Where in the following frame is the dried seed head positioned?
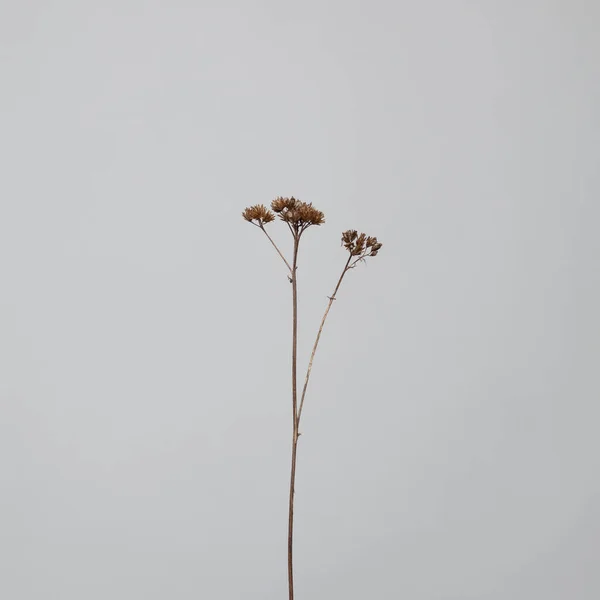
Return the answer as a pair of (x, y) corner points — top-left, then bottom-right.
(341, 230), (358, 251)
(242, 204), (275, 225)
(296, 202), (325, 226)
(354, 233), (367, 255)
(370, 242), (383, 256)
(271, 197), (298, 213)
(342, 230), (383, 258)
(271, 197), (325, 229)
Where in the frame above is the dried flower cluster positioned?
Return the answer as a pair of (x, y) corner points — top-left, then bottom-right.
(341, 229), (383, 257)
(242, 204), (275, 225)
(271, 197), (325, 230)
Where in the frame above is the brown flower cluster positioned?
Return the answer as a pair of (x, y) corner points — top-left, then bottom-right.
(271, 197), (325, 229)
(341, 230), (383, 257)
(242, 204), (275, 225)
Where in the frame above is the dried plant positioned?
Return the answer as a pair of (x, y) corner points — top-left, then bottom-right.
(241, 197), (382, 599)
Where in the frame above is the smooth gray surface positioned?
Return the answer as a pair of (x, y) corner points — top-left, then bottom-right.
(1, 1), (599, 599)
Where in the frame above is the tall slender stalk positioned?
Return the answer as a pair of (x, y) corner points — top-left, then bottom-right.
(288, 233), (300, 600)
(241, 200), (382, 599)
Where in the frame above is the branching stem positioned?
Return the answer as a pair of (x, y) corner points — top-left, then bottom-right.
(242, 202), (382, 600)
(296, 253), (353, 429)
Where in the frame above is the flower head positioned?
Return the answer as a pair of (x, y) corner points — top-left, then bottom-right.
(342, 230), (382, 258)
(271, 197), (325, 230)
(242, 204), (276, 226)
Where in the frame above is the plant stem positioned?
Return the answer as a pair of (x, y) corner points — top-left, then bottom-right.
(288, 233), (300, 600)
(297, 254), (353, 429)
(288, 251), (352, 599)
(259, 223), (293, 273)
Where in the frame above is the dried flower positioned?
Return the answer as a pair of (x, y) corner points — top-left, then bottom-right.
(341, 230), (358, 251)
(370, 242), (383, 256)
(354, 233), (366, 255)
(271, 197), (325, 230)
(238, 199), (383, 599)
(342, 229), (383, 258)
(271, 197), (298, 213)
(242, 204), (275, 225)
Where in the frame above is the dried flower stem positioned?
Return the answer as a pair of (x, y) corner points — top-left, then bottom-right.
(288, 233), (300, 600)
(241, 199), (381, 600)
(259, 223), (293, 273)
(296, 253), (353, 429)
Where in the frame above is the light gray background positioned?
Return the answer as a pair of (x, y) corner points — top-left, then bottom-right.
(1, 1), (599, 599)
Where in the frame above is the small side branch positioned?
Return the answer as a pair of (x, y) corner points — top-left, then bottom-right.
(296, 254), (353, 427)
(258, 223), (293, 273)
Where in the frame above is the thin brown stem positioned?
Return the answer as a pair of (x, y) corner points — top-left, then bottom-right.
(259, 223), (292, 273)
(349, 252), (370, 269)
(296, 253), (353, 429)
(288, 232), (300, 600)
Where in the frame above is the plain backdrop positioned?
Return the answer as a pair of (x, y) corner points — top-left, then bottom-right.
(1, 1), (599, 599)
